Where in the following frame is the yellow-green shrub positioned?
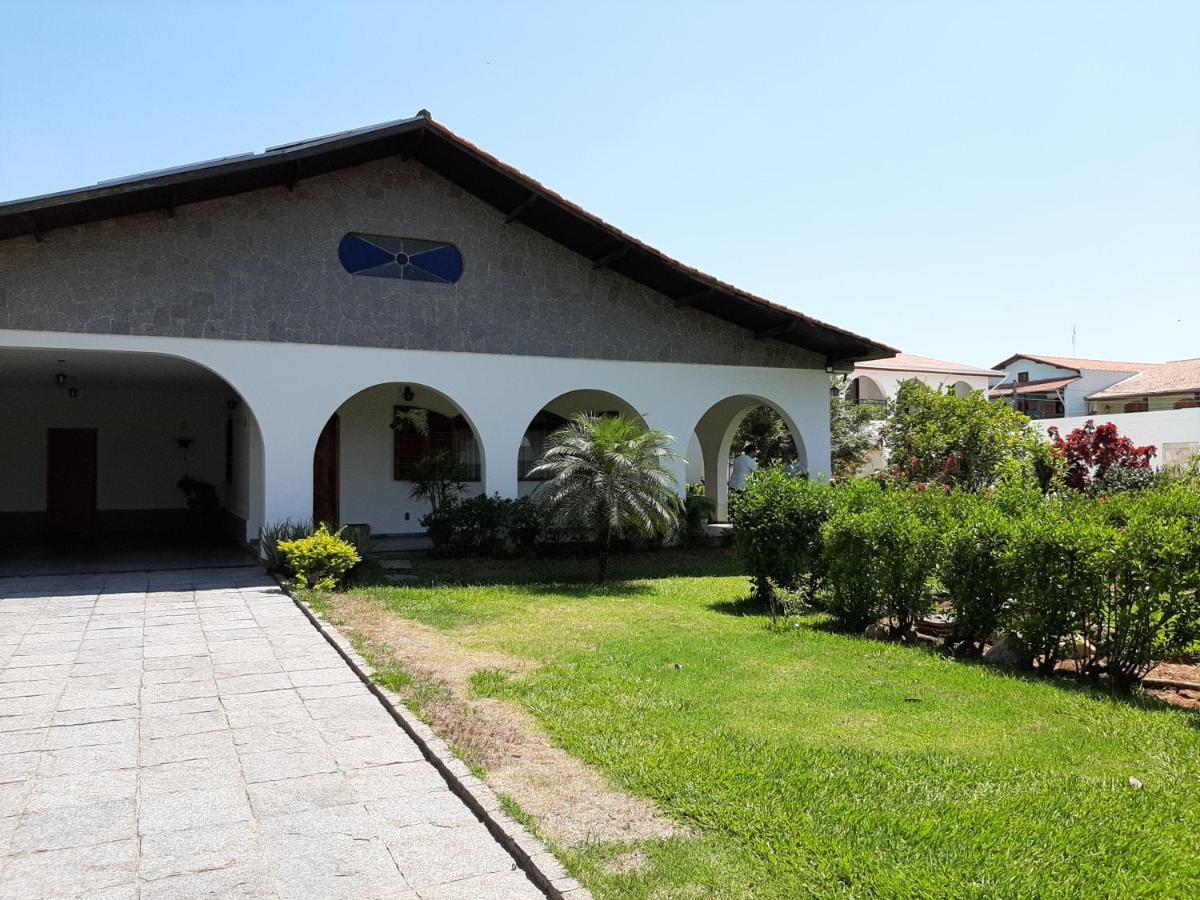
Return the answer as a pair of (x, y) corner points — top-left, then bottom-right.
(277, 523), (361, 591)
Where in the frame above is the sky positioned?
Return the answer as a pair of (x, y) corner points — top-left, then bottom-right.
(1, 1), (1196, 369)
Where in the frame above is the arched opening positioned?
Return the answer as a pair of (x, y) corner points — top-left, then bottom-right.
(0, 345), (264, 570)
(844, 375), (887, 408)
(313, 383), (484, 536)
(951, 380), (973, 398)
(692, 395), (807, 522)
(517, 389), (641, 495)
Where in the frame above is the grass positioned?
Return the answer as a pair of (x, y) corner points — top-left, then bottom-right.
(339, 549), (1200, 899)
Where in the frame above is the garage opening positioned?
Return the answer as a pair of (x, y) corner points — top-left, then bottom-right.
(0, 347), (263, 573)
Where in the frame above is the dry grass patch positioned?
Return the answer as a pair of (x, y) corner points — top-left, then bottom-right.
(322, 592), (686, 848)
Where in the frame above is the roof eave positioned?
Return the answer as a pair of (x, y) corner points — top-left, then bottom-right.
(0, 113), (896, 363)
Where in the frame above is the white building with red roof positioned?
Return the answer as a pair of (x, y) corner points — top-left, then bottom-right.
(990, 353), (1200, 469)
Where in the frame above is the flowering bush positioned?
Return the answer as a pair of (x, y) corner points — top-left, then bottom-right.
(1047, 419), (1156, 491)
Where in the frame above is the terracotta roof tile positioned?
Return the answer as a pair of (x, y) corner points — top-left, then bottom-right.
(995, 353), (1152, 373)
(1087, 358), (1200, 400)
(856, 353), (1002, 378)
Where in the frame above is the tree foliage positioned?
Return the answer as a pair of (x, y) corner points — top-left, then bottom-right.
(530, 413), (681, 582)
(885, 379), (1052, 491)
(1047, 419), (1156, 491)
(732, 406), (796, 465)
(830, 379), (880, 478)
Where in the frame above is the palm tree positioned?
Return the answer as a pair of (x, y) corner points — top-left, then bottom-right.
(529, 413), (682, 582)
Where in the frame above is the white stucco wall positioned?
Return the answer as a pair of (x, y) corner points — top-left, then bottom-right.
(1034, 408), (1200, 469)
(850, 368), (994, 400)
(1, 329), (832, 535)
(0, 385), (232, 514)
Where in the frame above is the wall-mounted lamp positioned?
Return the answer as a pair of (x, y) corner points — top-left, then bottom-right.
(67, 386), (79, 399)
(402, 385), (414, 402)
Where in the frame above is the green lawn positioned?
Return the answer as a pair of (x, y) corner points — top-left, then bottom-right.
(341, 552), (1200, 899)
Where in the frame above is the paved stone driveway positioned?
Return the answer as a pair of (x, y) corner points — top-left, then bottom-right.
(0, 567), (543, 899)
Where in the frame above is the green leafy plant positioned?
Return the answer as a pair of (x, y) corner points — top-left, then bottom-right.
(941, 495), (1018, 655)
(409, 450), (469, 514)
(277, 523), (361, 591)
(732, 468), (837, 616)
(821, 488), (940, 636)
(886, 379), (1049, 492)
(259, 517), (313, 573)
(830, 378), (882, 478)
(683, 493), (718, 546)
(529, 413), (681, 582)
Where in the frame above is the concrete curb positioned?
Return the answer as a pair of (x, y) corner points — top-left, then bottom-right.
(276, 577), (591, 900)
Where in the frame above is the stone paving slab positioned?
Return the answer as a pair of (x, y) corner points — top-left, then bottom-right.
(0, 566), (544, 899)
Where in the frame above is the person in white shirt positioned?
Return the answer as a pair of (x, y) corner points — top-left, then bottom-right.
(728, 444), (758, 491)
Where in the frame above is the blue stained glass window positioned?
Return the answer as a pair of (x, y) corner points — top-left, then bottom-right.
(338, 233), (464, 284)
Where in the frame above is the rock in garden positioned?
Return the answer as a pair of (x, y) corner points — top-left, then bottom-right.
(864, 623), (891, 641)
(1056, 635), (1096, 660)
(983, 634), (1031, 670)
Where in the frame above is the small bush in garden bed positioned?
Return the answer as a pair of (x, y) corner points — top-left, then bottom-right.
(732, 468), (837, 612)
(940, 496), (1019, 655)
(821, 488), (940, 636)
(277, 523), (361, 591)
(259, 517), (313, 573)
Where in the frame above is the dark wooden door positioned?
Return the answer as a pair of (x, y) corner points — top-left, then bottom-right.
(313, 414), (340, 527)
(46, 428), (98, 534)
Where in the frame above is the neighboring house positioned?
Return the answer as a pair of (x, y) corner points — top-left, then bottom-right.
(990, 353), (1152, 419)
(0, 112), (894, 541)
(840, 353), (1003, 472)
(990, 353), (1200, 469)
(846, 353), (1002, 405)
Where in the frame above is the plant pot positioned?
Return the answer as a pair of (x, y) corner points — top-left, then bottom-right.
(427, 523), (452, 547)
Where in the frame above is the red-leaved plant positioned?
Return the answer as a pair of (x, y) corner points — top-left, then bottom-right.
(1047, 420), (1156, 490)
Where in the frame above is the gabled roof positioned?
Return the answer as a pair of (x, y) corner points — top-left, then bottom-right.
(994, 353), (1151, 374)
(1087, 358), (1200, 401)
(856, 352), (1001, 378)
(0, 111), (895, 365)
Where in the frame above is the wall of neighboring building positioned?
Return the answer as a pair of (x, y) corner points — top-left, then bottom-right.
(0, 385), (236, 534)
(0, 157), (822, 372)
(851, 368), (993, 400)
(1034, 408), (1200, 470)
(994, 360), (1139, 416)
(1091, 393), (1200, 414)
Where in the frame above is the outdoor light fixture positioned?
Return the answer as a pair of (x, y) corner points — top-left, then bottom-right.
(54, 359), (67, 388)
(67, 387), (78, 399)
(402, 386), (414, 402)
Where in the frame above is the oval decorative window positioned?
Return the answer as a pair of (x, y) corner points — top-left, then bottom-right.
(338, 233), (464, 284)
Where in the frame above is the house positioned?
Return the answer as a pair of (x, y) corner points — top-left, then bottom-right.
(845, 353), (1002, 406)
(0, 111), (894, 547)
(989, 353), (1152, 419)
(990, 353), (1200, 469)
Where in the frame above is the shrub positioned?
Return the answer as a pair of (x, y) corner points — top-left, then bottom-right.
(941, 497), (1018, 654)
(683, 493), (717, 546)
(443, 494), (544, 555)
(1083, 486), (1200, 687)
(733, 468), (836, 612)
(277, 523), (361, 591)
(1007, 503), (1111, 675)
(886, 379), (1049, 492)
(1047, 419), (1156, 492)
(408, 450), (469, 512)
(821, 489), (940, 635)
(259, 517), (313, 573)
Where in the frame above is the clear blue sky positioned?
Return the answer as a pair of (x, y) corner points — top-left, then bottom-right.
(2, 2), (1196, 369)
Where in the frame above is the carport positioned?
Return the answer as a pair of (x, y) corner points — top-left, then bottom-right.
(0, 347), (264, 574)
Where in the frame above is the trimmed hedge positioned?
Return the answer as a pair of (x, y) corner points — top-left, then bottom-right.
(734, 471), (1200, 689)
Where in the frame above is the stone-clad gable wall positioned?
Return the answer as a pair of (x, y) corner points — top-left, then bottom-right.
(0, 158), (821, 369)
